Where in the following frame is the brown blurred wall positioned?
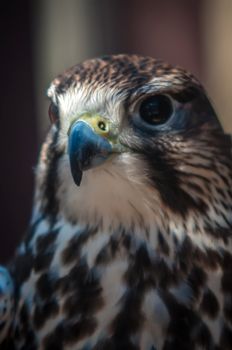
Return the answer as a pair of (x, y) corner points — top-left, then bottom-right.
(34, 0), (203, 140)
(0, 2), (38, 262)
(202, 0), (232, 132)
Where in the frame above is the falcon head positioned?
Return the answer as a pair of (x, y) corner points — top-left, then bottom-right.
(37, 54), (232, 241)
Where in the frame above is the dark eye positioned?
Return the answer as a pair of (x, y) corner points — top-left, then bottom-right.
(139, 95), (173, 125)
(48, 103), (59, 124)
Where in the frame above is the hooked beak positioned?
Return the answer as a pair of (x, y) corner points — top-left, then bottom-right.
(68, 114), (118, 186)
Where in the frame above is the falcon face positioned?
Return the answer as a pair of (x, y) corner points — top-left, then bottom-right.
(41, 54), (230, 235)
(6, 55), (232, 349)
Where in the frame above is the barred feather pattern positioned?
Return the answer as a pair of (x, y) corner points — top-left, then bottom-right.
(1, 55), (232, 350)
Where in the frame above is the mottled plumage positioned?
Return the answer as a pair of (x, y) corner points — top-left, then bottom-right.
(1, 54), (232, 350)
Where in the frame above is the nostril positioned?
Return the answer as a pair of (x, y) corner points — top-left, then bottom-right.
(98, 121), (107, 131)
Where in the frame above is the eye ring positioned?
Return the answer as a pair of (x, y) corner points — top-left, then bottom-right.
(138, 94), (173, 126)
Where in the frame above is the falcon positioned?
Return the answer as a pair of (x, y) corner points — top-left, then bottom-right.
(0, 54), (232, 350)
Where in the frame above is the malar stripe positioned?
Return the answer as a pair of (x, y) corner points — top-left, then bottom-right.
(41, 126), (64, 221)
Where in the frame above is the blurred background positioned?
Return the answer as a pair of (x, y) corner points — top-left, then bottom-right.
(0, 0), (232, 262)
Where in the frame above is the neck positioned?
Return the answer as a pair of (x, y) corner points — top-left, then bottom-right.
(33, 167), (232, 262)
(33, 136), (232, 259)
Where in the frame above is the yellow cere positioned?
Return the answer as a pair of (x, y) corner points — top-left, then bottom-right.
(68, 113), (128, 153)
(86, 115), (110, 137)
(77, 113), (118, 140)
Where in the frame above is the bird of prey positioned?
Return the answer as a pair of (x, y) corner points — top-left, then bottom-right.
(0, 54), (232, 350)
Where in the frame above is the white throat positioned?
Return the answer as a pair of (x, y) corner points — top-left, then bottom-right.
(57, 153), (164, 231)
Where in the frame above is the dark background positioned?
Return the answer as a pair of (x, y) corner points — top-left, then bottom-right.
(0, 2), (38, 262)
(0, 0), (231, 263)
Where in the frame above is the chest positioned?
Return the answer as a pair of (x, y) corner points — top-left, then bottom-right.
(13, 218), (226, 350)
